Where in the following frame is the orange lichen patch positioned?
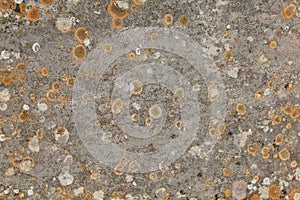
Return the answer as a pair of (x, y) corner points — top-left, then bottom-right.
(15, 62), (26, 72)
(127, 51), (136, 60)
(254, 89), (264, 100)
(290, 160), (297, 168)
(19, 3), (27, 14)
(279, 148), (290, 161)
(132, 0), (147, 6)
(111, 17), (123, 30)
(9, 1), (16, 10)
(290, 189), (300, 200)
(274, 133), (285, 146)
(18, 110), (31, 122)
(111, 98), (124, 114)
(107, 0), (129, 19)
(224, 189), (231, 198)
(222, 167), (231, 177)
(250, 193), (259, 200)
(236, 102), (247, 116)
(282, 3), (296, 19)
(46, 89), (56, 103)
(0, 0), (10, 10)
(35, 67), (49, 77)
(51, 82), (60, 92)
(269, 40), (278, 49)
(281, 103), (294, 115)
(72, 44), (87, 61)
(16, 74), (26, 83)
(261, 145), (273, 159)
(163, 13), (174, 26)
(40, 0), (54, 7)
(270, 113), (282, 125)
(247, 143), (259, 156)
(112, 191), (124, 198)
(223, 49), (234, 61)
(285, 122), (292, 130)
(178, 15), (188, 27)
(26, 6), (40, 22)
(74, 26), (89, 44)
(266, 80), (275, 89)
(90, 172), (99, 180)
(268, 184), (281, 199)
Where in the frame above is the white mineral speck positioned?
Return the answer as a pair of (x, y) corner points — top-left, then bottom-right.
(32, 43), (40, 53)
(23, 104), (30, 110)
(263, 177), (270, 185)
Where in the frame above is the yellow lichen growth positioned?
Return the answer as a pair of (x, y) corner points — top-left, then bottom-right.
(224, 189), (231, 198)
(236, 102), (247, 116)
(72, 44), (87, 61)
(178, 15), (188, 27)
(254, 89), (264, 100)
(26, 6), (40, 22)
(261, 145), (272, 159)
(40, 0), (54, 7)
(266, 80), (275, 89)
(18, 110), (31, 123)
(46, 89), (56, 103)
(269, 40), (278, 49)
(268, 184), (281, 199)
(51, 82), (60, 92)
(148, 172), (158, 180)
(74, 26), (89, 44)
(247, 143), (259, 156)
(278, 148), (290, 161)
(222, 167), (230, 177)
(174, 120), (182, 130)
(145, 117), (152, 126)
(217, 123), (226, 138)
(282, 3), (296, 19)
(223, 49), (234, 61)
(127, 51), (136, 60)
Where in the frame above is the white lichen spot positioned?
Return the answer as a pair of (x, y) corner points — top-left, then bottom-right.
(28, 136), (40, 152)
(58, 172), (74, 186)
(74, 186), (84, 196)
(0, 103), (8, 111)
(1, 50), (10, 59)
(32, 43), (40, 53)
(37, 102), (48, 111)
(188, 145), (201, 157)
(93, 190), (105, 200)
(0, 88), (10, 102)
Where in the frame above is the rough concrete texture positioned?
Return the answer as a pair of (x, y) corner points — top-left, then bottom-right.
(0, 0), (300, 199)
